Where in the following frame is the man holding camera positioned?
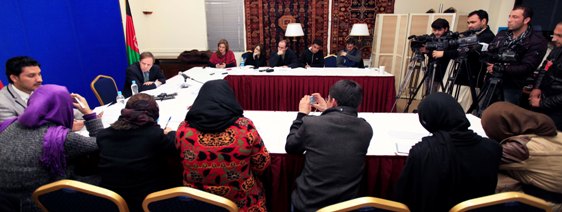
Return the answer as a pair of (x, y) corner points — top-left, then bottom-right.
(485, 6), (548, 105)
(285, 80), (373, 211)
(434, 10), (496, 110)
(421, 18), (454, 94)
(529, 22), (562, 130)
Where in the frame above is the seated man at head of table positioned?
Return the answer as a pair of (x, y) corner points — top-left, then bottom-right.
(0, 56), (84, 131)
(123, 51), (166, 97)
(269, 39), (300, 68)
(299, 38), (325, 68)
(285, 79), (373, 212)
(336, 38), (363, 68)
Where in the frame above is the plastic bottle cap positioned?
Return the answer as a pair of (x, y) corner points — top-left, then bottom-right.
(132, 80), (136, 84)
(118, 91), (122, 95)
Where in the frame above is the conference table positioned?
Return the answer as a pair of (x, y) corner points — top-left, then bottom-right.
(89, 68), (486, 212)
(186, 67), (396, 112)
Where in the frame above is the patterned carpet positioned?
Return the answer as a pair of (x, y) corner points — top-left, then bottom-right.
(330, 0), (395, 58)
(244, 0), (330, 58)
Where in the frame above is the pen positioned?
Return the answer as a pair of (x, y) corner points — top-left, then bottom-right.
(164, 116), (171, 129)
(74, 97), (85, 109)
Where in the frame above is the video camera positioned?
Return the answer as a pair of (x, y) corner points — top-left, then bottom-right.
(408, 30), (479, 51)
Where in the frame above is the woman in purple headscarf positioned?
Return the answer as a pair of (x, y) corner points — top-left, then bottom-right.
(0, 84), (102, 211)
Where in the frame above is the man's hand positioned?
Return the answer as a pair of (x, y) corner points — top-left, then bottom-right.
(340, 51), (347, 57)
(529, 88), (541, 98)
(432, 51), (444, 58)
(277, 50), (285, 56)
(486, 63), (494, 74)
(143, 81), (155, 86)
(298, 95), (312, 114)
(311, 93), (328, 112)
(72, 120), (85, 132)
(163, 127), (173, 135)
(305, 64), (311, 68)
(529, 96), (541, 107)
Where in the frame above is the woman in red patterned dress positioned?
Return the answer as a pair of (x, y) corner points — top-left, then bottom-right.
(176, 79), (270, 211)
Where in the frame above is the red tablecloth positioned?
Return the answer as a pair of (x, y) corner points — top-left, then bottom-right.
(262, 154), (406, 212)
(225, 75), (396, 112)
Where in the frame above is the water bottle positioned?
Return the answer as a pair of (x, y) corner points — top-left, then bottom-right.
(240, 58), (245, 67)
(131, 80), (139, 95)
(116, 91), (125, 104)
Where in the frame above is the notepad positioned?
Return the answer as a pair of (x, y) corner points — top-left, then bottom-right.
(395, 142), (417, 156)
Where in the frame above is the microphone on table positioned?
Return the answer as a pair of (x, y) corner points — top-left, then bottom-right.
(178, 72), (204, 88)
(179, 71), (190, 88)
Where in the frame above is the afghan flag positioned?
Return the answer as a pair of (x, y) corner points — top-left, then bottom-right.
(125, 0), (140, 65)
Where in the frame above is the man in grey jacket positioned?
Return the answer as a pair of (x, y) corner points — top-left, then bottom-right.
(0, 56), (42, 122)
(0, 56), (84, 131)
(286, 80), (373, 211)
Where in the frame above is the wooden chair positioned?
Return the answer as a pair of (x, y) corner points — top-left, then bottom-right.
(90, 75), (118, 105)
(32, 179), (129, 212)
(142, 187), (238, 212)
(317, 197), (410, 212)
(449, 192), (552, 212)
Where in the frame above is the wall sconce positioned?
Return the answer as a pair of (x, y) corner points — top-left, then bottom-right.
(285, 23), (304, 41)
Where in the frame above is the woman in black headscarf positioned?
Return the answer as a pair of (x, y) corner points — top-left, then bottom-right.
(395, 93), (502, 212)
(176, 79), (270, 211)
(97, 93), (180, 212)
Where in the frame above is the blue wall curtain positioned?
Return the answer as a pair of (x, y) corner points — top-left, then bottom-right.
(0, 0), (127, 107)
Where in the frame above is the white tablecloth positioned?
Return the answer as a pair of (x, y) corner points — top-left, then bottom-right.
(88, 67), (485, 156)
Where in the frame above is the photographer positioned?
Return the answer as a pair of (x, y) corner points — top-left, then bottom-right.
(421, 18), (454, 94)
(437, 10), (495, 110)
(529, 22), (562, 130)
(486, 6), (548, 105)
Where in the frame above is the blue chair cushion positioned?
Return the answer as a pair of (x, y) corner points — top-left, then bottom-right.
(93, 77), (117, 105)
(38, 188), (120, 212)
(147, 196), (229, 212)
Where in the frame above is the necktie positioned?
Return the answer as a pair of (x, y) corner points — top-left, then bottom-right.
(143, 72), (149, 82)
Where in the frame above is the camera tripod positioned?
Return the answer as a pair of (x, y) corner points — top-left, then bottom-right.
(392, 49), (442, 112)
(470, 72), (503, 116)
(442, 47), (479, 111)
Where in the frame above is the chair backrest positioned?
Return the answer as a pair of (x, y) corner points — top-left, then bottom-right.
(142, 187), (238, 212)
(32, 179), (129, 212)
(90, 75), (118, 105)
(241, 51), (253, 61)
(449, 192), (552, 212)
(324, 55), (337, 67)
(317, 197), (410, 212)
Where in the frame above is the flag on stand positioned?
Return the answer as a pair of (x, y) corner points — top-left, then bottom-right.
(125, 0), (140, 65)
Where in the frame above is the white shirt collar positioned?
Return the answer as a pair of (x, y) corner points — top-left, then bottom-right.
(10, 84), (31, 104)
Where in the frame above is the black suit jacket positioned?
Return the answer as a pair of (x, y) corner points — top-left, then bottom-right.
(123, 62), (166, 97)
(269, 49), (300, 68)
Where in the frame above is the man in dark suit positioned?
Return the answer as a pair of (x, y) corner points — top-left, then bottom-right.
(269, 40), (300, 68)
(123, 52), (166, 97)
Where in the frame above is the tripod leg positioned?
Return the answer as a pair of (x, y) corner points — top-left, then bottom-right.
(392, 59), (419, 111)
(404, 71), (429, 112)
